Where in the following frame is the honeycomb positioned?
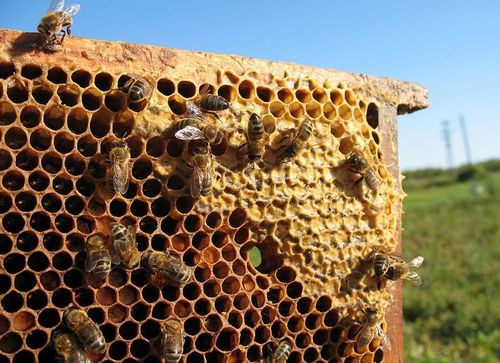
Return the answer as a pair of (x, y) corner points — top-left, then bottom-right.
(0, 29), (427, 363)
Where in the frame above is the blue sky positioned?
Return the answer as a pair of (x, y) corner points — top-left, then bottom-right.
(1, 0), (499, 170)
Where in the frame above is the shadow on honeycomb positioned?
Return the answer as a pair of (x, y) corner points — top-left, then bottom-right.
(0, 53), (398, 363)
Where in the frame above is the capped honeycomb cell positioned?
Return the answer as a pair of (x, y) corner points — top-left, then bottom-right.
(0, 29), (427, 363)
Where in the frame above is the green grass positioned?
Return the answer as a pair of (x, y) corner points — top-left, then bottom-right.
(403, 172), (500, 362)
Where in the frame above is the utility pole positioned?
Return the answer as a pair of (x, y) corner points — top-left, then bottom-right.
(459, 115), (480, 195)
(441, 120), (453, 169)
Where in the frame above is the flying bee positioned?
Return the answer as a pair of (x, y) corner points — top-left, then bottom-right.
(52, 328), (90, 363)
(188, 143), (213, 198)
(265, 339), (292, 363)
(63, 307), (106, 355)
(173, 117), (225, 145)
(161, 320), (185, 363)
(277, 119), (313, 162)
(247, 113), (265, 161)
(356, 305), (391, 351)
(110, 222), (141, 269)
(142, 251), (192, 284)
(195, 83), (230, 112)
(120, 74), (153, 106)
(383, 255), (424, 285)
(38, 0), (80, 52)
(84, 233), (116, 281)
(347, 149), (381, 192)
(108, 140), (130, 195)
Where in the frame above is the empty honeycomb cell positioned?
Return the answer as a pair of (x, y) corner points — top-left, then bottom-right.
(276, 266), (297, 284)
(195, 332), (214, 352)
(193, 298), (212, 317)
(244, 309), (260, 328)
(232, 259), (246, 276)
(222, 276), (240, 294)
(339, 104), (353, 121)
(55, 213), (75, 232)
(20, 106), (41, 128)
(40, 270), (61, 290)
(43, 106), (65, 131)
(331, 122), (345, 138)
(0, 150), (12, 171)
(160, 216), (179, 236)
(126, 135), (144, 158)
(233, 293), (250, 310)
(175, 299), (193, 318)
(296, 89), (312, 103)
(187, 352), (204, 363)
(0, 332), (22, 354)
(28, 171), (48, 192)
(213, 262), (229, 279)
(104, 90), (127, 113)
(297, 296), (314, 314)
(138, 319), (160, 341)
(242, 275), (256, 293)
(304, 347), (320, 362)
(4, 127), (27, 150)
(330, 326), (346, 343)
(0, 167), (23, 189)
(184, 248), (201, 266)
(46, 67), (67, 84)
(16, 231), (38, 252)
(41, 152), (63, 173)
(4, 253), (26, 273)
(0, 193), (12, 214)
(222, 244), (237, 262)
(321, 343), (336, 360)
(286, 281), (303, 299)
(339, 136), (355, 155)
(216, 84), (235, 103)
(109, 198), (127, 217)
(2, 212), (25, 233)
(90, 108), (113, 138)
(162, 285), (181, 302)
(372, 130), (381, 145)
(237, 79), (255, 99)
(88, 157), (107, 179)
(254, 325), (271, 344)
(306, 101), (322, 118)
(82, 88), (103, 111)
(289, 101), (304, 118)
(0, 102), (16, 125)
(1, 291), (23, 313)
(256, 86), (274, 103)
(247, 345), (260, 361)
(14, 271), (36, 292)
(330, 89), (343, 105)
(21, 64), (42, 79)
(71, 69), (92, 87)
(119, 321), (139, 340)
(132, 157), (153, 180)
(0, 235), (13, 255)
(157, 78), (175, 96)
(131, 269), (149, 288)
(109, 340), (128, 360)
(26, 329), (47, 349)
(64, 234), (83, 253)
(278, 299), (296, 317)
(267, 285), (285, 304)
(54, 131), (75, 154)
(151, 234), (167, 251)
(305, 312), (321, 330)
(271, 320), (287, 339)
(165, 139), (183, 160)
(168, 94), (186, 115)
(0, 275), (11, 294)
(313, 329), (329, 345)
(37, 347), (55, 362)
(68, 108), (89, 135)
(94, 72), (114, 91)
(57, 84), (80, 107)
(152, 301), (172, 320)
(28, 251), (50, 272)
(75, 287), (94, 306)
(52, 287), (72, 308)
(63, 268), (83, 289)
(269, 100), (286, 118)
(75, 176), (96, 197)
(0, 62), (15, 79)
(118, 285), (139, 305)
(228, 310), (243, 329)
(215, 327), (239, 351)
(16, 149), (39, 171)
(26, 289), (48, 310)
(38, 308), (60, 328)
(139, 216), (158, 234)
(32, 83), (54, 104)
(52, 251), (73, 271)
(215, 295), (231, 315)
(250, 290), (265, 308)
(177, 80), (196, 98)
(130, 339), (150, 359)
(7, 82), (28, 103)
(313, 88), (328, 103)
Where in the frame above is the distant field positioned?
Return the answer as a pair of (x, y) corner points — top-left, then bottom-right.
(402, 172), (500, 362)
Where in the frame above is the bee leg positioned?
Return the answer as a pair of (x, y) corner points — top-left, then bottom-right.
(353, 174), (364, 186)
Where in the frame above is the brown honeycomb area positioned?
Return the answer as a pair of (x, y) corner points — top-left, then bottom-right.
(0, 30), (427, 363)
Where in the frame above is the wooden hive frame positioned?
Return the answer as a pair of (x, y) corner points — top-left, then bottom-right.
(0, 29), (427, 363)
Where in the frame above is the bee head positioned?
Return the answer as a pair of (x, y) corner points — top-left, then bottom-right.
(348, 151), (366, 170)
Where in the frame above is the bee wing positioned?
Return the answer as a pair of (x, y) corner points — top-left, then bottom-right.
(405, 271), (422, 286)
(84, 252), (97, 272)
(61, 3), (80, 18)
(175, 125), (206, 140)
(408, 256), (424, 267)
(112, 161), (129, 195)
(68, 347), (90, 363)
(376, 325), (392, 350)
(185, 101), (204, 119)
(108, 244), (121, 265)
(47, 0), (65, 12)
(127, 225), (137, 241)
(190, 166), (203, 198)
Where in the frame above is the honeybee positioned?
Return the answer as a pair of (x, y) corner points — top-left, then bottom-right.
(120, 74), (153, 105)
(38, 0), (80, 52)
(374, 254), (424, 285)
(265, 339), (292, 363)
(195, 83), (230, 112)
(84, 233), (116, 281)
(110, 222), (141, 269)
(347, 149), (381, 192)
(356, 305), (391, 351)
(108, 140), (130, 195)
(247, 113), (265, 161)
(278, 119), (313, 162)
(188, 143), (213, 198)
(161, 320), (185, 363)
(52, 328), (90, 363)
(173, 118), (225, 145)
(63, 307), (106, 355)
(142, 251), (192, 284)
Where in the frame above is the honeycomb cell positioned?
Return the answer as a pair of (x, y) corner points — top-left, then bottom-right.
(57, 84), (80, 107)
(3, 170), (25, 191)
(152, 301), (172, 319)
(0, 332), (22, 354)
(175, 299), (193, 318)
(66, 233), (85, 252)
(194, 298), (211, 316)
(52, 287), (72, 308)
(172, 234), (190, 252)
(0, 193), (12, 214)
(5, 127), (27, 150)
(244, 309), (259, 328)
(2, 212), (25, 233)
(20, 106), (41, 128)
(256, 86), (274, 103)
(32, 83), (53, 104)
(217, 85), (236, 102)
(26, 330), (48, 349)
(267, 285), (285, 304)
(54, 132), (75, 154)
(68, 108), (89, 135)
(215, 295), (231, 315)
(131, 339), (150, 359)
(38, 308), (60, 328)
(71, 69), (92, 87)
(41, 152), (63, 174)
(1, 291), (23, 313)
(247, 345), (260, 362)
(119, 321), (138, 340)
(4, 253), (26, 274)
(0, 102), (16, 125)
(90, 108), (113, 138)
(26, 289), (48, 310)
(109, 340), (128, 361)
(41, 193), (62, 213)
(40, 270), (61, 290)
(157, 78), (175, 96)
(21, 64), (42, 79)
(269, 100), (286, 117)
(0, 235), (13, 255)
(254, 325), (271, 344)
(28, 170), (49, 191)
(195, 333), (213, 352)
(82, 88), (103, 111)
(14, 271), (36, 292)
(7, 81), (29, 103)
(55, 213), (75, 233)
(95, 72), (114, 91)
(238, 80), (255, 99)
(44, 105), (65, 130)
(16, 149), (39, 171)
(0, 150), (12, 171)
(119, 285), (139, 305)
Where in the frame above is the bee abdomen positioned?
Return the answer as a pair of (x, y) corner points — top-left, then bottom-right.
(129, 85), (144, 102)
(84, 331), (106, 354)
(200, 95), (229, 111)
(297, 119), (313, 142)
(164, 351), (182, 363)
(374, 254), (389, 277)
(356, 331), (373, 349)
(248, 113), (264, 141)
